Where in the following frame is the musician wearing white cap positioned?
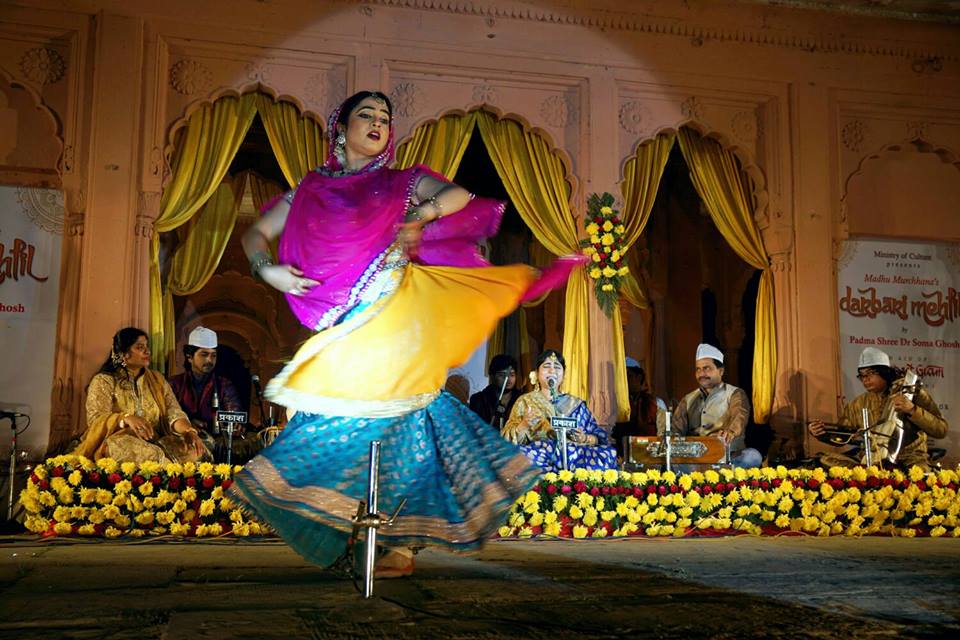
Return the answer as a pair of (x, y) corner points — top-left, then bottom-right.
(662, 343), (762, 468)
(168, 327), (244, 440)
(808, 347), (948, 470)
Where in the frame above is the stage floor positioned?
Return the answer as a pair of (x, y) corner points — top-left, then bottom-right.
(0, 536), (957, 639)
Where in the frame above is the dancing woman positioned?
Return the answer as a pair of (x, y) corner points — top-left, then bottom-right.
(233, 91), (581, 572)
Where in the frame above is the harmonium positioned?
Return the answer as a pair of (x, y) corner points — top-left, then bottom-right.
(627, 435), (728, 468)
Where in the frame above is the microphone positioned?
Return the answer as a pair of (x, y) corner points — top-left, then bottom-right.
(251, 374), (262, 397)
(547, 378), (558, 403)
(212, 388), (221, 435)
(0, 411), (25, 419)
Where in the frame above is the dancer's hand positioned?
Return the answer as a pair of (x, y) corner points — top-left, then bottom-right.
(808, 419), (826, 436)
(398, 221), (427, 258)
(260, 264), (320, 296)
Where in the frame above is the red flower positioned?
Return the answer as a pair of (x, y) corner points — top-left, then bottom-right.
(715, 483), (726, 493)
(916, 481), (927, 491)
(657, 485), (667, 495)
(612, 216), (621, 225)
(670, 485), (680, 493)
(38, 479), (50, 490)
(725, 483), (736, 492)
(702, 485), (713, 494)
(131, 475), (145, 487)
(530, 525), (542, 536)
(561, 485), (572, 494)
(150, 475), (162, 486)
(750, 480), (759, 488)
(88, 471), (101, 484)
(52, 466), (64, 478)
(202, 477), (216, 489)
(646, 485), (657, 494)
(30, 473), (39, 484)
(589, 487), (600, 497)
(168, 477), (181, 490)
(760, 481), (770, 490)
(107, 473), (121, 485)
(633, 487), (643, 498)
(532, 485), (541, 493)
(599, 253), (608, 260)
(692, 486), (702, 494)
(601, 487), (610, 495)
(185, 477), (197, 487)
(574, 481), (587, 493)
(546, 484), (557, 495)
(772, 478), (782, 488)
(593, 216), (601, 224)
(221, 479), (233, 490)
(807, 479), (820, 489)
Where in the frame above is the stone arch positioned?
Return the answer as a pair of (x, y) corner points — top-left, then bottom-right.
(619, 122), (770, 230)
(162, 84), (327, 172)
(0, 66), (65, 180)
(397, 104), (580, 213)
(838, 138), (960, 242)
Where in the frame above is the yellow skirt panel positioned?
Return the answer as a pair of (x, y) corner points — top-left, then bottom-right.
(267, 263), (535, 417)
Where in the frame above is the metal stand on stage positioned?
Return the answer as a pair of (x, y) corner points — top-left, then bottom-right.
(350, 440), (406, 598)
(1, 409), (29, 530)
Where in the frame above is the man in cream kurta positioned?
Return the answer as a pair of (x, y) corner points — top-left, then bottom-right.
(660, 343), (763, 468)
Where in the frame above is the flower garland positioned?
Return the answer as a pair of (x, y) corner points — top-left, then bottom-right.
(19, 455), (267, 538)
(581, 192), (629, 317)
(497, 466), (960, 539)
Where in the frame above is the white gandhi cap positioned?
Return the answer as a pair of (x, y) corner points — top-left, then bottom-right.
(188, 326), (217, 349)
(695, 343), (724, 364)
(858, 346), (890, 369)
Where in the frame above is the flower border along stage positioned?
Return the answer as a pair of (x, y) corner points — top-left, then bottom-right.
(497, 466), (960, 539)
(20, 455), (266, 538)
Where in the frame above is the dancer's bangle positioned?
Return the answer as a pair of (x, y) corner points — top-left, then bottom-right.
(249, 251), (273, 279)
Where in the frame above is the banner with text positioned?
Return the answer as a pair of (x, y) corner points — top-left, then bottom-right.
(838, 238), (959, 466)
(0, 186), (64, 459)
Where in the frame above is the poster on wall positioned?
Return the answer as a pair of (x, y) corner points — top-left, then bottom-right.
(0, 186), (64, 459)
(838, 237), (960, 467)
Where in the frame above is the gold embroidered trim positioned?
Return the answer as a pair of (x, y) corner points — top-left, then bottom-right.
(239, 455), (535, 545)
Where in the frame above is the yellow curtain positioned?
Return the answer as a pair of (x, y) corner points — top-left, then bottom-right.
(395, 112), (478, 178)
(256, 95), (327, 187)
(677, 127), (776, 424)
(149, 94), (257, 372)
(475, 110), (589, 400)
(610, 134), (675, 420)
(160, 177), (245, 368)
(245, 171), (286, 260)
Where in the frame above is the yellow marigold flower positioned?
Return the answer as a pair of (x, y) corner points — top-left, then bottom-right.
(930, 525), (947, 538)
(212, 487), (224, 500)
(601, 220), (613, 232)
(614, 225), (625, 234)
(51, 477), (67, 492)
(96, 459), (118, 474)
(616, 503), (630, 517)
(172, 499), (187, 514)
(115, 514), (131, 528)
(136, 512), (155, 526)
(157, 511), (175, 526)
(52, 522), (72, 535)
(577, 493), (593, 509)
(198, 462), (214, 478)
(600, 233), (614, 246)
(569, 505), (584, 520)
(601, 266), (616, 278)
(76, 524), (95, 536)
(646, 493), (658, 506)
(574, 468), (590, 481)
(170, 522), (190, 536)
(600, 468), (618, 484)
(594, 497), (606, 512)
(528, 512), (544, 527)
(92, 489), (110, 505)
(66, 470), (82, 486)
(586, 222), (600, 235)
(646, 524), (660, 536)
(113, 480), (132, 495)
(777, 497), (794, 513)
(138, 482), (154, 496)
(543, 510), (558, 525)
(553, 495), (568, 512)
(591, 253), (601, 263)
(592, 527), (609, 538)
(498, 526), (514, 538)
(215, 463), (232, 478)
(544, 521), (562, 537)
(897, 527), (917, 538)
(600, 206), (613, 215)
(104, 526), (121, 538)
(196, 524), (209, 537)
(57, 488), (74, 504)
(53, 506), (70, 523)
(554, 469), (573, 483)
(181, 487), (197, 502)
(582, 509), (598, 527)
(589, 267), (602, 280)
(601, 510), (616, 523)
(908, 466), (926, 483)
(685, 492), (701, 508)
(118, 461), (136, 476)
(610, 250), (621, 263)
(625, 496), (640, 509)
(181, 462), (197, 476)
(590, 234), (601, 245)
(703, 469), (719, 484)
(572, 525), (588, 539)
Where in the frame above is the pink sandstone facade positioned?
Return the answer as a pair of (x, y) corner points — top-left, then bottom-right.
(1, 0), (958, 458)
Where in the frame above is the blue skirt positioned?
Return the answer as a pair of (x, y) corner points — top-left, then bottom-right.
(231, 391), (538, 566)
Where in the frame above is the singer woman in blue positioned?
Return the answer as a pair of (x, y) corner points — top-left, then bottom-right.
(501, 350), (617, 472)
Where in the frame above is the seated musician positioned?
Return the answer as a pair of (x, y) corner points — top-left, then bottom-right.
(661, 344), (762, 469)
(469, 354), (522, 432)
(502, 349), (617, 472)
(168, 327), (261, 463)
(808, 347), (948, 471)
(76, 327), (208, 463)
(611, 357), (660, 458)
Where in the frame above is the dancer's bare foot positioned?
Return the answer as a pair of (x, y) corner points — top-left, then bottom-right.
(374, 549), (414, 578)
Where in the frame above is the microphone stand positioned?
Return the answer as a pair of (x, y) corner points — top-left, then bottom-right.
(5, 414), (17, 524)
(252, 375), (267, 429)
(490, 371), (510, 432)
(548, 379), (570, 471)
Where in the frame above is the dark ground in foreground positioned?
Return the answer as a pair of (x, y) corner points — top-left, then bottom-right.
(0, 535), (957, 639)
